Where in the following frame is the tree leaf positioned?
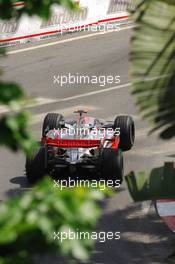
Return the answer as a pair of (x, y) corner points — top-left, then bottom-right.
(130, 0), (175, 139)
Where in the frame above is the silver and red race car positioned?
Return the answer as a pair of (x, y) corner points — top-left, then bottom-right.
(25, 110), (135, 184)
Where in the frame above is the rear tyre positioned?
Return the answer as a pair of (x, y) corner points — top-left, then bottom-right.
(42, 113), (64, 137)
(26, 147), (46, 184)
(101, 148), (123, 185)
(114, 115), (135, 151)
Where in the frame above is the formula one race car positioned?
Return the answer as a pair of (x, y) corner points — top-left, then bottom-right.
(25, 110), (135, 184)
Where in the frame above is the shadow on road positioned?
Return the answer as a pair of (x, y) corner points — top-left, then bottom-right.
(10, 176), (28, 188)
(5, 176), (30, 198)
(90, 201), (175, 264)
(33, 199), (175, 264)
(6, 174), (125, 199)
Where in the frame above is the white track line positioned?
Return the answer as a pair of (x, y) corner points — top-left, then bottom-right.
(0, 97), (57, 115)
(0, 83), (130, 115)
(26, 97), (57, 107)
(7, 25), (134, 55)
(53, 82), (131, 103)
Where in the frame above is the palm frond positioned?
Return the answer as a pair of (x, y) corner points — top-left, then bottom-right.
(130, 0), (175, 139)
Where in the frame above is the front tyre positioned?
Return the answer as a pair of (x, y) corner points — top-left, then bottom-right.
(25, 147), (47, 184)
(114, 115), (135, 151)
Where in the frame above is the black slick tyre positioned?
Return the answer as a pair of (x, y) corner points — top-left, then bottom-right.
(101, 148), (124, 184)
(42, 113), (64, 137)
(114, 115), (135, 151)
(26, 147), (46, 184)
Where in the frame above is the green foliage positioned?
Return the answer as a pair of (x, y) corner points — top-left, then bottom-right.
(0, 178), (106, 263)
(127, 0), (175, 203)
(0, 81), (37, 154)
(0, 0), (77, 20)
(0, 112), (37, 154)
(0, 82), (24, 104)
(130, 0), (175, 139)
(125, 162), (175, 201)
(0, 48), (5, 57)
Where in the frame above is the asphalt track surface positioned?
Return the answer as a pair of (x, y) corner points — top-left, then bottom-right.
(0, 27), (175, 263)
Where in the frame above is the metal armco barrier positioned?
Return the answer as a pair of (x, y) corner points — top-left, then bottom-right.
(0, 0), (135, 46)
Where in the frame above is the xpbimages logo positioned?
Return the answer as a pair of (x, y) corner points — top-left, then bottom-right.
(47, 126), (120, 139)
(53, 229), (121, 243)
(53, 73), (121, 87)
(53, 178), (121, 190)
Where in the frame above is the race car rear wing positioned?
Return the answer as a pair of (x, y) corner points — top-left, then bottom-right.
(42, 138), (101, 148)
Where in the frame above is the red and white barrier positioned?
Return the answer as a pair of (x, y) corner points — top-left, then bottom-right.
(0, 0), (134, 46)
(157, 200), (175, 233)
